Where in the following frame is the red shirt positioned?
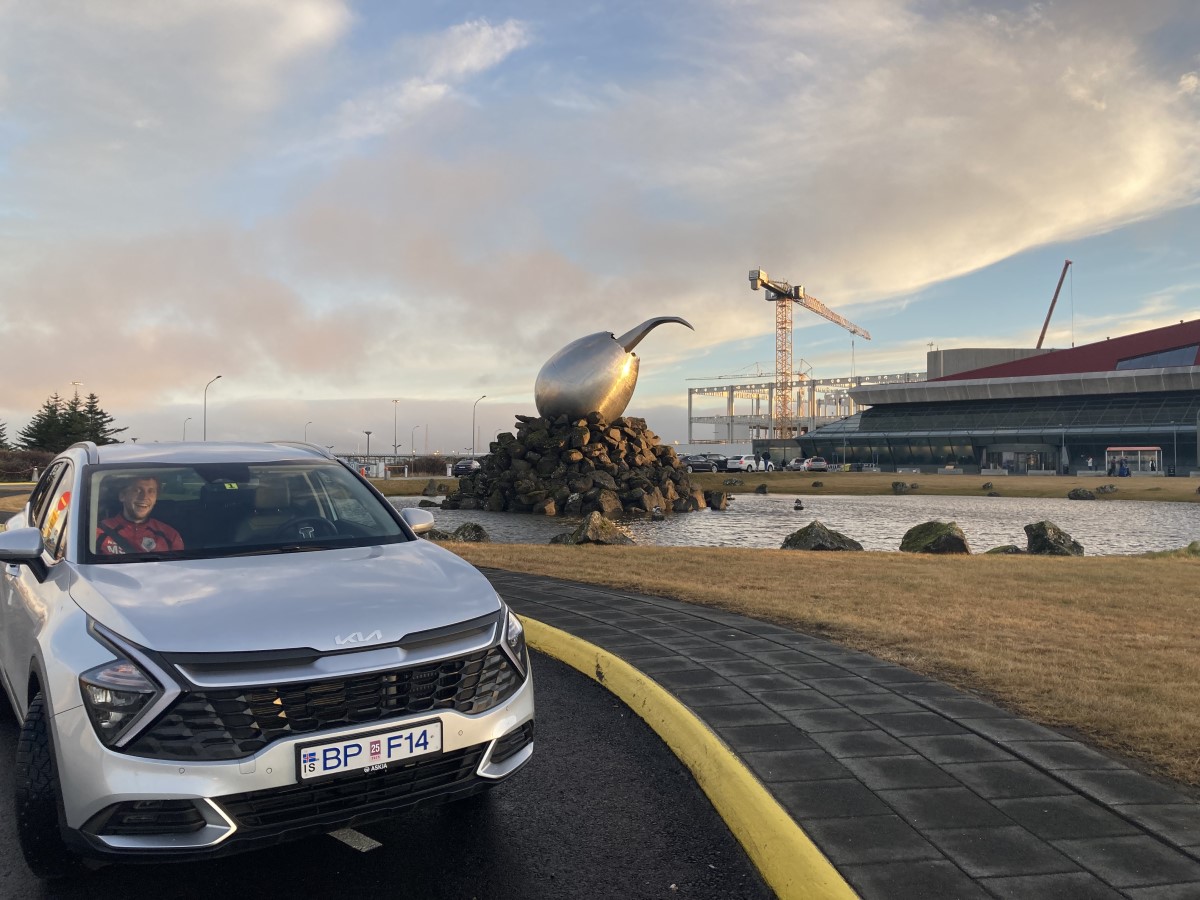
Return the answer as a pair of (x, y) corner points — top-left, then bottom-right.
(96, 515), (184, 555)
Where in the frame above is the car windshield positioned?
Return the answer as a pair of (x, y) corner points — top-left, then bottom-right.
(83, 461), (408, 563)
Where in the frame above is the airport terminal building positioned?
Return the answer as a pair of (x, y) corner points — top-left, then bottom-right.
(789, 320), (1200, 475)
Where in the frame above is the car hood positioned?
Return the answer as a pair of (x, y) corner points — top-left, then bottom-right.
(68, 541), (502, 655)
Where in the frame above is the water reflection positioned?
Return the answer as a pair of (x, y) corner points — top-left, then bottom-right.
(391, 494), (1200, 555)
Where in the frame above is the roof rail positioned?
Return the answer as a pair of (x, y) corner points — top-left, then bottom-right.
(66, 441), (99, 464)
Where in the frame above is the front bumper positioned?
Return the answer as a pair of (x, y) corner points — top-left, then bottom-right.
(52, 675), (534, 862)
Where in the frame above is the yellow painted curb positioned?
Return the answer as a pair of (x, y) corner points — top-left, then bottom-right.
(523, 617), (859, 900)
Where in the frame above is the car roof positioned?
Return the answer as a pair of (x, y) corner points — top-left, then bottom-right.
(79, 441), (336, 467)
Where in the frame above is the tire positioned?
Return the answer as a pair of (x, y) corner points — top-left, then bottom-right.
(14, 693), (79, 880)
(686, 465), (694, 473)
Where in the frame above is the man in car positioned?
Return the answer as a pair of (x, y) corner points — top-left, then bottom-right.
(96, 475), (184, 554)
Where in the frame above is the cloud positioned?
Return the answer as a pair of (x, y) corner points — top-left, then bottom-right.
(325, 18), (531, 149)
(0, 0), (351, 226)
(1, 1), (1199, 449)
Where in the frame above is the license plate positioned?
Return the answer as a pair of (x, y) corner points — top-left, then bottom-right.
(296, 721), (442, 781)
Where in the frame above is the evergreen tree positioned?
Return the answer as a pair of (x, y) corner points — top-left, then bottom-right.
(82, 392), (126, 445)
(18, 393), (67, 452)
(0, 419), (9, 450)
(18, 391), (126, 453)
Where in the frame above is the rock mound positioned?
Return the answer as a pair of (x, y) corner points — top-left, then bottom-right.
(1067, 488), (1096, 500)
(446, 413), (703, 520)
(781, 520), (863, 552)
(1024, 520), (1084, 556)
(900, 521), (971, 554)
(985, 544), (1025, 554)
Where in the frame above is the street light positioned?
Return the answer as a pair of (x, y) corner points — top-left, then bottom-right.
(411, 424), (421, 467)
(392, 399), (400, 456)
(1171, 421), (1177, 474)
(471, 395), (486, 458)
(364, 430), (372, 457)
(182, 417), (192, 441)
(203, 375), (222, 440)
(304, 421), (313, 441)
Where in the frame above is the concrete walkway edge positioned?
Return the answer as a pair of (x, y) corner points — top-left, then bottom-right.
(523, 616), (858, 900)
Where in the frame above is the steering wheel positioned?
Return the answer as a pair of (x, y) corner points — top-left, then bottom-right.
(272, 517), (338, 540)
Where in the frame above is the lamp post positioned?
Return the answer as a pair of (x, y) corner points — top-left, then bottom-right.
(304, 421), (313, 442)
(364, 430), (372, 458)
(182, 417), (192, 441)
(1059, 424), (1066, 475)
(392, 399), (400, 456)
(411, 424), (421, 468)
(203, 375), (222, 440)
(471, 395), (486, 458)
(1172, 421), (1177, 474)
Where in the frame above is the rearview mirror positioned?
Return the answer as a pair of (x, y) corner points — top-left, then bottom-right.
(400, 508), (435, 535)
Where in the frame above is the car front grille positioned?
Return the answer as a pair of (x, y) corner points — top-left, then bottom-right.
(126, 646), (522, 761)
(219, 745), (485, 830)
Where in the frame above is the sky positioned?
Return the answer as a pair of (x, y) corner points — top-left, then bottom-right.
(1, 0), (1198, 455)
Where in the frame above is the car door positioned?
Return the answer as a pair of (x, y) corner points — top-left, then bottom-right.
(1, 460), (74, 718)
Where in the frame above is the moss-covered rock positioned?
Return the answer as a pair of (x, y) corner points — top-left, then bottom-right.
(548, 511), (634, 545)
(1024, 520), (1083, 556)
(781, 520), (863, 551)
(900, 521), (971, 554)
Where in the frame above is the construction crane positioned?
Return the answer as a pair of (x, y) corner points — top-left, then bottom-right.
(1035, 259), (1073, 349)
(749, 268), (871, 439)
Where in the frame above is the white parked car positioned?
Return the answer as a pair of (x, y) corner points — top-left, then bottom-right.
(725, 454), (759, 472)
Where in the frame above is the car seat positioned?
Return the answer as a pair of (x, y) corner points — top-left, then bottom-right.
(233, 480), (297, 543)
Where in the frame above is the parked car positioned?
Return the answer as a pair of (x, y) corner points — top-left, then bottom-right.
(680, 454), (720, 473)
(452, 457), (482, 476)
(786, 457), (808, 471)
(803, 456), (829, 472)
(700, 453), (729, 471)
(725, 454), (759, 472)
(0, 441), (534, 878)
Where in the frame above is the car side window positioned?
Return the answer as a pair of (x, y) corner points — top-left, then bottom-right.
(36, 463), (74, 561)
(27, 461), (68, 525)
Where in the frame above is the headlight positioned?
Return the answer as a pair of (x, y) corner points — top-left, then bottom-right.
(503, 607), (528, 674)
(80, 659), (161, 747)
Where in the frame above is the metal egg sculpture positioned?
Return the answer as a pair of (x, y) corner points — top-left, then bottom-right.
(534, 316), (694, 421)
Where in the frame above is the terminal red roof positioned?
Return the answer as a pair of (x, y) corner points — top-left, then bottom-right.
(935, 319), (1200, 381)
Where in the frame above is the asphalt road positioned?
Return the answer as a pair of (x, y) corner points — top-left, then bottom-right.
(0, 652), (771, 900)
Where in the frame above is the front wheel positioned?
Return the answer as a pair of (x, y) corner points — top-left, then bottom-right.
(686, 465), (694, 473)
(15, 694), (79, 880)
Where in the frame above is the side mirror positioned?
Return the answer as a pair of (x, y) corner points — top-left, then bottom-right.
(0, 527), (46, 564)
(400, 508), (435, 535)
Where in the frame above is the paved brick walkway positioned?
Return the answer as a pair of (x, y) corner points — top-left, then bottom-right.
(486, 569), (1200, 900)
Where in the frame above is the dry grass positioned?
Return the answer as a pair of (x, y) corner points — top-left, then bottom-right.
(0, 495), (27, 514)
(447, 542), (1200, 788)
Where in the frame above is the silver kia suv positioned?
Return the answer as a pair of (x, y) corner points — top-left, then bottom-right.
(0, 441), (534, 878)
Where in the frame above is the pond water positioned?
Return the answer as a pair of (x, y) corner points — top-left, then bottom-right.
(392, 493), (1200, 555)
